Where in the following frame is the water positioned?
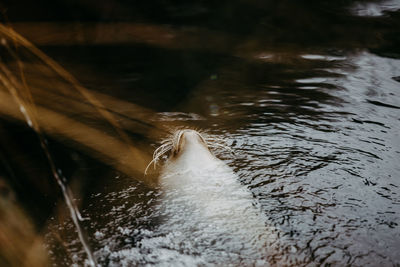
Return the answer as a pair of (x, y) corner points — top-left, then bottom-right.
(0, 0), (400, 266)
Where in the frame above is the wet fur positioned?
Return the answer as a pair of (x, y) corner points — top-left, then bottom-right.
(148, 129), (275, 264)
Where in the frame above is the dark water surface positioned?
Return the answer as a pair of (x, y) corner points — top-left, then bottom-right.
(0, 0), (400, 266)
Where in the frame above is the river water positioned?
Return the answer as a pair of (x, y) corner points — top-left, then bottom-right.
(0, 0), (400, 266)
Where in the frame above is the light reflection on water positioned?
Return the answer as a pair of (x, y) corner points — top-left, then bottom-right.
(43, 49), (400, 266)
(0, 1), (399, 265)
(215, 51), (400, 265)
(351, 0), (400, 17)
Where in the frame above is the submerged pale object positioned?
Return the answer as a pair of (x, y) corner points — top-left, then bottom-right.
(153, 129), (278, 265)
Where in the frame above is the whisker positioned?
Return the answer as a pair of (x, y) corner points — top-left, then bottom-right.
(144, 158), (157, 175)
(153, 142), (171, 158)
(145, 144), (173, 175)
(145, 129), (235, 175)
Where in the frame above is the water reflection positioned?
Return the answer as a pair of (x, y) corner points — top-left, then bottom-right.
(43, 48), (399, 266)
(0, 0), (400, 266)
(351, 0), (400, 17)
(42, 48), (399, 265)
(220, 50), (400, 265)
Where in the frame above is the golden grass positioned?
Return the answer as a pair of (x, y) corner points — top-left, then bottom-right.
(0, 178), (49, 267)
(0, 23), (168, 186)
